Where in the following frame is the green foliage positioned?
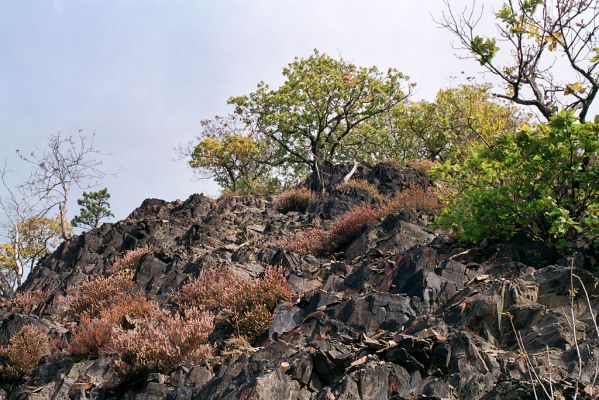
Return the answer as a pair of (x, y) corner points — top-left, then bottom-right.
(470, 36), (499, 65)
(373, 84), (526, 162)
(435, 111), (598, 248)
(229, 50), (412, 191)
(188, 116), (279, 195)
(0, 216), (61, 290)
(71, 188), (114, 229)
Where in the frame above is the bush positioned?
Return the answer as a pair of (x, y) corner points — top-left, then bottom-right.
(275, 188), (314, 213)
(0, 325), (50, 378)
(336, 180), (384, 201)
(327, 205), (379, 250)
(11, 289), (49, 314)
(111, 245), (154, 274)
(66, 295), (159, 357)
(275, 227), (328, 256)
(435, 111), (598, 248)
(66, 273), (134, 318)
(67, 316), (111, 356)
(174, 267), (292, 342)
(110, 307), (214, 378)
(381, 187), (442, 215)
(277, 205), (379, 256)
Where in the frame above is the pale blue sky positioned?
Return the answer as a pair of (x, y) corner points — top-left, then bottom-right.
(1, 0), (498, 221)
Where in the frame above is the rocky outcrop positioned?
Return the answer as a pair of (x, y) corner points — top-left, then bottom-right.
(1, 163), (597, 399)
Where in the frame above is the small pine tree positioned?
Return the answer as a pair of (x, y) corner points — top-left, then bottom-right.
(71, 188), (114, 230)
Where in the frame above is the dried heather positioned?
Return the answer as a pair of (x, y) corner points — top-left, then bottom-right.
(66, 273), (134, 318)
(111, 245), (154, 274)
(326, 205), (379, 250)
(0, 325), (50, 377)
(67, 316), (112, 356)
(11, 289), (49, 314)
(174, 267), (292, 342)
(110, 307), (214, 378)
(276, 227), (328, 256)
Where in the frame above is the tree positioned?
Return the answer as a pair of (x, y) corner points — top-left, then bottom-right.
(17, 131), (107, 240)
(392, 84), (527, 161)
(440, 0), (599, 122)
(229, 50), (413, 191)
(435, 111), (598, 248)
(71, 188), (114, 230)
(186, 116), (280, 195)
(0, 166), (61, 291)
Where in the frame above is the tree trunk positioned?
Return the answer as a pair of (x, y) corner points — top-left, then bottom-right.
(310, 160), (325, 194)
(12, 229), (23, 288)
(59, 202), (72, 240)
(341, 160), (359, 184)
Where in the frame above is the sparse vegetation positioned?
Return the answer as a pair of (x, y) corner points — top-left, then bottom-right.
(275, 188), (315, 213)
(66, 272), (134, 318)
(174, 267), (292, 342)
(0, 325), (49, 379)
(109, 307), (214, 378)
(336, 180), (383, 201)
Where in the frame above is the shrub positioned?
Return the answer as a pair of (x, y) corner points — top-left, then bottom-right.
(277, 205), (379, 256)
(11, 289), (49, 314)
(66, 273), (134, 318)
(381, 187), (442, 215)
(110, 307), (214, 378)
(111, 245), (154, 274)
(327, 205), (379, 250)
(409, 159), (436, 175)
(174, 267), (292, 342)
(336, 180), (383, 201)
(0, 325), (50, 378)
(275, 227), (328, 256)
(435, 111), (598, 248)
(67, 316), (111, 356)
(66, 294), (159, 357)
(275, 188), (314, 213)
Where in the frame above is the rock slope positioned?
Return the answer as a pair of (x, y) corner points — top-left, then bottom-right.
(0, 163), (597, 399)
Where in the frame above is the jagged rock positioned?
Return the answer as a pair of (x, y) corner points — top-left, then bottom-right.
(2, 162), (598, 399)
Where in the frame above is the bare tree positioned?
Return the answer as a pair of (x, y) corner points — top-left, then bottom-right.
(17, 131), (107, 240)
(439, 0), (599, 122)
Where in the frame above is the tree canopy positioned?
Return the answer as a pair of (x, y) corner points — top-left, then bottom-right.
(229, 50), (413, 191)
(440, 0), (599, 122)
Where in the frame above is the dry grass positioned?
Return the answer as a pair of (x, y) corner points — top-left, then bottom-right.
(381, 187), (442, 215)
(275, 188), (315, 213)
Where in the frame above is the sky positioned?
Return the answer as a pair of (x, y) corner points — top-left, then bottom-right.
(0, 0), (503, 222)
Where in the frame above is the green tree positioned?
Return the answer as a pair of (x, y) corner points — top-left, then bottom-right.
(186, 116), (279, 195)
(396, 84), (527, 161)
(229, 50), (413, 191)
(71, 188), (114, 230)
(435, 111), (598, 249)
(440, 0), (599, 122)
(0, 216), (61, 291)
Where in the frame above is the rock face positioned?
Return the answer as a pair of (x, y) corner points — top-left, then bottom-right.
(1, 162), (597, 399)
